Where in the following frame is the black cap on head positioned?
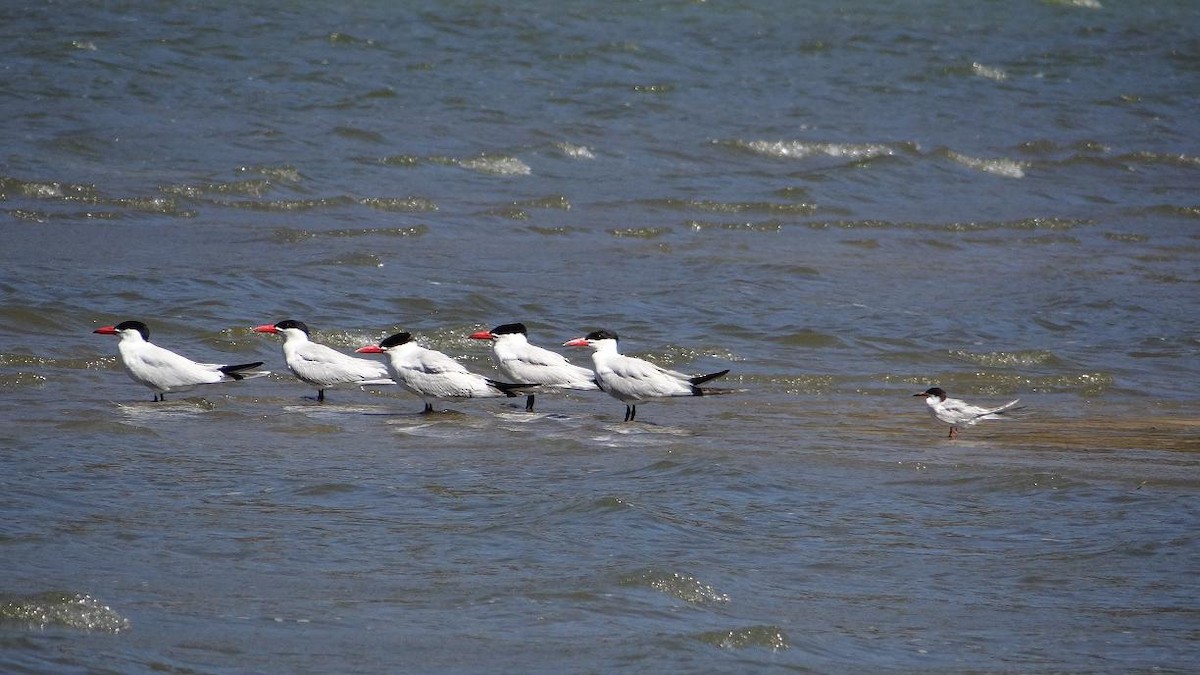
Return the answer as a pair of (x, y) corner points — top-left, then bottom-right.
(274, 319), (310, 335)
(586, 329), (618, 341)
(114, 320), (150, 341)
(491, 322), (527, 336)
(920, 387), (947, 400)
(379, 332), (413, 349)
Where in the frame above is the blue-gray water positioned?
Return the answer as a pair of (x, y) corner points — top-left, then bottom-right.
(2, 1), (1198, 672)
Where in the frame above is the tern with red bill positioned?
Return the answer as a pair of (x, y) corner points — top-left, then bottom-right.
(93, 320), (268, 401)
(469, 322), (598, 412)
(356, 331), (536, 413)
(253, 320), (393, 402)
(913, 387), (1022, 439)
(563, 329), (732, 422)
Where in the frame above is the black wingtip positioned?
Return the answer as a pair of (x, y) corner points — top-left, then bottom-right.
(689, 369), (730, 387)
(489, 380), (539, 397)
(219, 362), (264, 380)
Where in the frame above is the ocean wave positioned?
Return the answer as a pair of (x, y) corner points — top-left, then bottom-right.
(722, 139), (907, 162)
(609, 226), (671, 239)
(971, 61), (1008, 81)
(947, 349), (1063, 368)
(358, 196), (438, 212)
(479, 195), (568, 220)
(803, 216), (1090, 232)
(642, 198), (818, 215)
(515, 195), (571, 210)
(238, 165), (303, 183)
(0, 592), (130, 633)
(371, 153), (533, 176)
(1, 175), (192, 216)
(270, 225), (429, 243)
(554, 142), (595, 159)
(1115, 151), (1200, 169)
(315, 252), (385, 267)
(526, 225), (587, 235)
(1, 353), (112, 370)
(687, 220), (785, 233)
(161, 179), (273, 198)
(0, 372), (46, 388)
(943, 150), (1027, 178)
(458, 156), (532, 176)
(483, 206), (530, 220)
(218, 196), (357, 211)
(1138, 205), (1200, 219)
(1013, 144), (1200, 173)
(694, 625), (790, 651)
(886, 371), (1113, 395)
(620, 569), (729, 605)
(1044, 0), (1102, 8)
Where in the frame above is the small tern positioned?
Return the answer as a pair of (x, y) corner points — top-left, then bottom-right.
(356, 331), (536, 413)
(563, 329), (732, 422)
(469, 322), (598, 411)
(913, 386), (1022, 439)
(93, 320), (268, 401)
(253, 319), (394, 402)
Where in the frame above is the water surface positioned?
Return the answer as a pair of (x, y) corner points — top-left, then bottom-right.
(2, 1), (1198, 672)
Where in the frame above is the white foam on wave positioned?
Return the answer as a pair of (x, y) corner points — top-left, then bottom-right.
(739, 140), (898, 161)
(946, 150), (1027, 178)
(971, 62), (1008, 81)
(458, 156), (532, 176)
(555, 142), (595, 159)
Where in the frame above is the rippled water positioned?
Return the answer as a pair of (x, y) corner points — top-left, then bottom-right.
(2, 0), (1198, 672)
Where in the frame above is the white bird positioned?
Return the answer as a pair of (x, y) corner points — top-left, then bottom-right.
(563, 329), (732, 422)
(253, 320), (393, 402)
(913, 387), (1022, 439)
(356, 331), (536, 413)
(93, 320), (268, 401)
(469, 322), (598, 412)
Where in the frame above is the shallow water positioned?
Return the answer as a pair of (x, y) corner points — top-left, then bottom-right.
(2, 0), (1198, 672)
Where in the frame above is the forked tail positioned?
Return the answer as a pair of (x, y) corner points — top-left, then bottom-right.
(219, 362), (266, 381)
(688, 369), (738, 396)
(980, 399), (1026, 421)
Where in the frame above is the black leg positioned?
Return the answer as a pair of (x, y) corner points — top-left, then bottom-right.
(422, 402), (434, 414)
(317, 389), (325, 403)
(624, 404), (636, 422)
(154, 393), (163, 402)
(525, 394), (535, 412)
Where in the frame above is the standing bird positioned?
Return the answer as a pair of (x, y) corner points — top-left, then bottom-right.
(563, 329), (731, 422)
(253, 320), (393, 402)
(93, 320), (268, 401)
(356, 331), (535, 413)
(469, 322), (598, 412)
(913, 387), (1022, 439)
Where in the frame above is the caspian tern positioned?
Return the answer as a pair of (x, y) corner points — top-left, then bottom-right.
(253, 320), (394, 402)
(913, 387), (1022, 439)
(563, 329), (731, 422)
(469, 322), (598, 411)
(356, 331), (536, 413)
(93, 320), (268, 401)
